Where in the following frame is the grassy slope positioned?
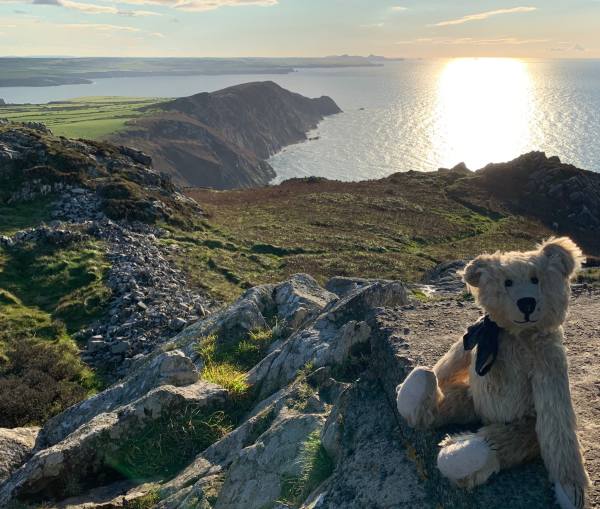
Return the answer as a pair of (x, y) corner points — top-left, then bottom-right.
(0, 97), (164, 139)
(173, 173), (554, 302)
(0, 203), (111, 427)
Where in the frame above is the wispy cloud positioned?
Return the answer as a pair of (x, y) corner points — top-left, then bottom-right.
(396, 36), (548, 46)
(391, 5), (407, 11)
(360, 22), (384, 28)
(31, 0), (161, 15)
(116, 0), (277, 11)
(550, 42), (586, 52)
(432, 6), (537, 27)
(58, 22), (142, 31)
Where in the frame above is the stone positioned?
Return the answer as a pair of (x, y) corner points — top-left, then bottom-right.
(0, 382), (227, 504)
(37, 350), (199, 448)
(170, 317), (187, 331)
(110, 340), (130, 355)
(0, 427), (40, 483)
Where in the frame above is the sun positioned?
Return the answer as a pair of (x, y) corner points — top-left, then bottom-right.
(432, 58), (535, 170)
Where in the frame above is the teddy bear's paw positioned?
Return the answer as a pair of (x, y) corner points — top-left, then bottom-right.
(396, 367), (437, 428)
(437, 434), (500, 489)
(554, 482), (585, 509)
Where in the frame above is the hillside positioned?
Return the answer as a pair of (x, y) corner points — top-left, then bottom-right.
(113, 82), (342, 189)
(0, 124), (599, 508)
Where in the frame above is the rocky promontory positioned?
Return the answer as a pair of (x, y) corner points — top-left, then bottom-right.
(113, 82), (341, 189)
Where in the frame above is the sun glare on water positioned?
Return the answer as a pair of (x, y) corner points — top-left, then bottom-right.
(432, 58), (535, 170)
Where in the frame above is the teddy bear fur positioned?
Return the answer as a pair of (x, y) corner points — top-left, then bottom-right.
(396, 237), (590, 509)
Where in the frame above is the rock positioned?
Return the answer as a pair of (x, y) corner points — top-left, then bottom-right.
(0, 382), (227, 504)
(37, 350), (199, 448)
(325, 276), (394, 298)
(110, 340), (130, 355)
(214, 411), (326, 509)
(118, 146), (153, 167)
(0, 427), (39, 483)
(248, 281), (408, 399)
(305, 377), (427, 509)
(274, 274), (338, 329)
(170, 317), (187, 331)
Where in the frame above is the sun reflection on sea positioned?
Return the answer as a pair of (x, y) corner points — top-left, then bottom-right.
(432, 58), (535, 170)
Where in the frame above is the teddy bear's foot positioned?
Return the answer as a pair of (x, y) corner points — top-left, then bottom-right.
(554, 481), (585, 509)
(396, 367), (438, 428)
(437, 433), (500, 489)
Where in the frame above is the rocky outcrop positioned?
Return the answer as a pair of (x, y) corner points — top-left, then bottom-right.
(1, 269), (598, 508)
(114, 82), (341, 189)
(447, 151), (600, 254)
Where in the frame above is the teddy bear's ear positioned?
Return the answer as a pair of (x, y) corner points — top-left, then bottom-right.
(462, 256), (491, 287)
(540, 237), (584, 278)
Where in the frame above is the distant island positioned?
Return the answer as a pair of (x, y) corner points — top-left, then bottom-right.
(0, 56), (386, 88)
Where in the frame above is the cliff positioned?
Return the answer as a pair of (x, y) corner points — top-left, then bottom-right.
(113, 82), (341, 189)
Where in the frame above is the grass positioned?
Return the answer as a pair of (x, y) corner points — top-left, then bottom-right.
(279, 430), (335, 507)
(0, 196), (56, 236)
(104, 406), (233, 481)
(196, 329), (275, 395)
(171, 173), (555, 302)
(1, 96), (165, 140)
(0, 239), (110, 426)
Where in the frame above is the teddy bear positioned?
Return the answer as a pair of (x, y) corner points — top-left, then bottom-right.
(395, 237), (590, 509)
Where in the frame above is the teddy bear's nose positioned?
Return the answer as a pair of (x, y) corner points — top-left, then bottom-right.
(517, 297), (537, 315)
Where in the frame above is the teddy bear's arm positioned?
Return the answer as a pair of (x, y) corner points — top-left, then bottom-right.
(434, 339), (471, 387)
(531, 337), (590, 504)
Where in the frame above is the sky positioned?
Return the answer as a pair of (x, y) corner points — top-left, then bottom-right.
(0, 0), (599, 58)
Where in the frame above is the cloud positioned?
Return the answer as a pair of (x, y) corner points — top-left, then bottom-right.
(151, 31), (165, 37)
(32, 0), (161, 15)
(360, 22), (384, 28)
(391, 5), (407, 11)
(550, 42), (586, 52)
(114, 0), (277, 11)
(432, 6), (537, 27)
(396, 36), (548, 45)
(59, 22), (141, 31)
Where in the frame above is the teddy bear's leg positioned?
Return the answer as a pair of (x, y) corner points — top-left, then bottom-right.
(397, 339), (476, 429)
(437, 417), (538, 489)
(396, 368), (476, 428)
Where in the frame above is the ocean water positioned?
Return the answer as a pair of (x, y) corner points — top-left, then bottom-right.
(2, 59), (599, 180)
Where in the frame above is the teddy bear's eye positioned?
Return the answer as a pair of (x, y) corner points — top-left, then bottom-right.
(504, 279), (513, 287)
(531, 277), (539, 284)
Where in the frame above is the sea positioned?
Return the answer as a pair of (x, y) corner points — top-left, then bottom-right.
(2, 58), (599, 181)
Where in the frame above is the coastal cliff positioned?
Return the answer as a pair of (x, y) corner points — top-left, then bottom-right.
(113, 82), (341, 189)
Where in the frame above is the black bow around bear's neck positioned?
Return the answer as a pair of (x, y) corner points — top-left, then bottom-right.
(463, 315), (501, 376)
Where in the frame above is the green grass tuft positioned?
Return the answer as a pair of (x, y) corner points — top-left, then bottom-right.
(105, 407), (233, 481)
(279, 430), (334, 507)
(196, 329), (276, 395)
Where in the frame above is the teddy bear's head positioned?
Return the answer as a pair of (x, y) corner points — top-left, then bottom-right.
(462, 237), (584, 332)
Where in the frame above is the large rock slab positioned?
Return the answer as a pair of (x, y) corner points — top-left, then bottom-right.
(0, 382), (226, 505)
(305, 376), (428, 508)
(38, 350), (199, 448)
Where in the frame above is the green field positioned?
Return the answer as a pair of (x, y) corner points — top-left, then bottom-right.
(0, 96), (165, 139)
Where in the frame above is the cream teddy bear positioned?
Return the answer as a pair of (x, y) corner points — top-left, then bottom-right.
(396, 237), (590, 509)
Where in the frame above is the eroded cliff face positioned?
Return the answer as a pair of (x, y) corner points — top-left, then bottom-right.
(113, 82), (342, 190)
